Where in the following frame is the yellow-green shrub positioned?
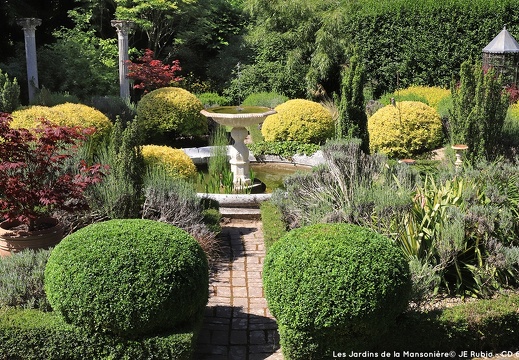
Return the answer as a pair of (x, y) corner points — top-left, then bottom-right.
(137, 87), (207, 141)
(368, 101), (443, 158)
(508, 101), (519, 122)
(395, 86), (450, 110)
(261, 99), (334, 144)
(142, 145), (197, 180)
(11, 103), (112, 143)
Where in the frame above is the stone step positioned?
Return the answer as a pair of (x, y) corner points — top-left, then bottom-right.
(219, 207), (261, 220)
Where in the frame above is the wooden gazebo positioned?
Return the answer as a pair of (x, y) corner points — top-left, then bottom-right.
(482, 26), (519, 86)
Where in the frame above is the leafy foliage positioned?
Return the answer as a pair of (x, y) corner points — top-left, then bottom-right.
(449, 61), (509, 163)
(241, 92), (288, 108)
(86, 118), (145, 219)
(273, 139), (519, 298)
(264, 223), (411, 358)
(37, 9), (118, 100)
(385, 86), (451, 110)
(368, 101), (444, 158)
(335, 54), (369, 153)
(127, 49), (182, 94)
(248, 141), (320, 158)
(0, 69), (20, 112)
(44, 219), (209, 338)
(196, 92), (231, 107)
(0, 249), (52, 311)
(0, 113), (106, 230)
(142, 168), (220, 264)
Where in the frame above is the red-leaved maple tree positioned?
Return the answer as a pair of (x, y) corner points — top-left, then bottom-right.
(126, 49), (182, 93)
(0, 113), (107, 231)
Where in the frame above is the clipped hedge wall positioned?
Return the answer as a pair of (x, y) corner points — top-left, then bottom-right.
(261, 99), (334, 144)
(260, 201), (287, 250)
(45, 219), (209, 339)
(142, 145), (197, 180)
(137, 87), (207, 142)
(346, 0), (519, 96)
(368, 101), (443, 158)
(264, 223), (411, 359)
(0, 308), (195, 360)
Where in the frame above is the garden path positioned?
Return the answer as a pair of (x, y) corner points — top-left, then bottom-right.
(195, 219), (283, 360)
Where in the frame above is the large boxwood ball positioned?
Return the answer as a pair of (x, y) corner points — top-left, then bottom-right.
(44, 219), (209, 338)
(261, 99), (334, 144)
(263, 223), (411, 343)
(136, 87), (207, 140)
(368, 100), (443, 158)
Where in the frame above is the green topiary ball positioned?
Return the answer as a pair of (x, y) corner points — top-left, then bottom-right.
(368, 101), (443, 158)
(44, 219), (209, 338)
(261, 99), (334, 144)
(263, 223), (411, 358)
(137, 87), (208, 142)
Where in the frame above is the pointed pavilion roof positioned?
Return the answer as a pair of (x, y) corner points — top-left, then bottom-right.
(483, 26), (519, 54)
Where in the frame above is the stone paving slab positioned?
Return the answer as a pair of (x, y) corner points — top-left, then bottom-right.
(195, 220), (283, 360)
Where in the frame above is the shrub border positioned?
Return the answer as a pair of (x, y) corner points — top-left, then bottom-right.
(0, 308), (198, 360)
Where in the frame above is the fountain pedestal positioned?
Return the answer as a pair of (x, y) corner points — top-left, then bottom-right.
(229, 127), (251, 185)
(200, 106), (276, 185)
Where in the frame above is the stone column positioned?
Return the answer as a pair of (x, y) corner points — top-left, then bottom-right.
(111, 20), (134, 99)
(17, 18), (41, 103)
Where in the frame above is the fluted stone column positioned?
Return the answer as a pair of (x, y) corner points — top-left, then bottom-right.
(111, 20), (134, 99)
(17, 18), (41, 103)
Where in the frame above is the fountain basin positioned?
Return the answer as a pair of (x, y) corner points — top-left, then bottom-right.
(200, 106), (276, 127)
(200, 106), (277, 185)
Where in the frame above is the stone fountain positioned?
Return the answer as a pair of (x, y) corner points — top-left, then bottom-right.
(200, 106), (276, 186)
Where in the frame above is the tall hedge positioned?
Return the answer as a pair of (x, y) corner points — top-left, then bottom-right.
(346, 0), (519, 96)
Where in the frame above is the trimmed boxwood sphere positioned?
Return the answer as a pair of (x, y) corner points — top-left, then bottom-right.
(368, 100), (443, 158)
(136, 87), (207, 141)
(44, 219), (209, 338)
(261, 99), (334, 144)
(263, 223), (411, 337)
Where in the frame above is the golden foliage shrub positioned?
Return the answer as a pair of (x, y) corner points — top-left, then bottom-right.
(395, 86), (450, 110)
(508, 101), (519, 121)
(137, 87), (207, 139)
(261, 99), (334, 144)
(11, 103), (112, 143)
(142, 145), (197, 180)
(368, 101), (443, 158)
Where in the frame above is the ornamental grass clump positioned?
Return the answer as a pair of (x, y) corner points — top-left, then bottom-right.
(368, 101), (443, 158)
(44, 219), (209, 338)
(263, 223), (411, 359)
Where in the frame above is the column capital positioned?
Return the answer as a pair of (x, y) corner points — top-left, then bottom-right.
(111, 20), (135, 35)
(16, 18), (42, 31)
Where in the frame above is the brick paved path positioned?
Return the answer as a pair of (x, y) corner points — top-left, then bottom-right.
(195, 220), (283, 360)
